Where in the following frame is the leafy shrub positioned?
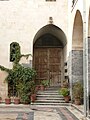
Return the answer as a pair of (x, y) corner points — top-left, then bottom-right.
(59, 88), (69, 97)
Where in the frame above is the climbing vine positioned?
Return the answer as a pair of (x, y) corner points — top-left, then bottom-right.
(0, 42), (36, 103)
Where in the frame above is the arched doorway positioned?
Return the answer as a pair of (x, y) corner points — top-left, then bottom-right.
(72, 10), (83, 83)
(33, 24), (67, 86)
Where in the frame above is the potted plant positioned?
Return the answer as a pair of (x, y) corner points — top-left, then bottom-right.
(62, 80), (69, 88)
(35, 85), (40, 92)
(5, 96), (11, 104)
(41, 80), (49, 87)
(14, 96), (20, 104)
(73, 82), (83, 105)
(40, 80), (49, 91)
(59, 88), (70, 103)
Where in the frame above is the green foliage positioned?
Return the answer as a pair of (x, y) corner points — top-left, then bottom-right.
(6, 63), (36, 102)
(0, 41), (36, 103)
(6, 63), (36, 83)
(10, 42), (21, 64)
(73, 82), (83, 99)
(0, 65), (11, 73)
(59, 88), (69, 97)
(41, 80), (49, 87)
(16, 81), (35, 103)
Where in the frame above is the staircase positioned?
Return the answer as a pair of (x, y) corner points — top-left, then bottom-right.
(31, 86), (71, 107)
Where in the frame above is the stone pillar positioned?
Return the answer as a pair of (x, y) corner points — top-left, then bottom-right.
(88, 37), (90, 97)
(72, 50), (83, 83)
(0, 70), (8, 101)
(68, 50), (83, 101)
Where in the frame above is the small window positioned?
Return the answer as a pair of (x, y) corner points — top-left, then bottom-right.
(46, 0), (56, 1)
(10, 42), (20, 62)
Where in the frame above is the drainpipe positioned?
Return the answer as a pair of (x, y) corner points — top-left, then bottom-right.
(83, 0), (88, 117)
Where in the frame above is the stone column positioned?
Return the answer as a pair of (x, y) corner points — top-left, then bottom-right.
(88, 37), (90, 101)
(72, 50), (83, 84)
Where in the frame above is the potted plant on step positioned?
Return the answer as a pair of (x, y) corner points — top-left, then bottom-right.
(59, 88), (70, 103)
(40, 80), (49, 91)
(73, 82), (83, 105)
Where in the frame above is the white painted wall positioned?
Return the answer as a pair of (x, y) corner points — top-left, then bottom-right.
(0, 0), (68, 68)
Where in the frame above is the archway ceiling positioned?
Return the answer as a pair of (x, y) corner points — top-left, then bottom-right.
(33, 24), (67, 47)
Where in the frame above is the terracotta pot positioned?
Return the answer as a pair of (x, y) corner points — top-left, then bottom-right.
(35, 86), (39, 92)
(40, 85), (45, 91)
(14, 98), (20, 104)
(64, 96), (70, 103)
(5, 98), (11, 104)
(30, 94), (36, 102)
(74, 99), (81, 105)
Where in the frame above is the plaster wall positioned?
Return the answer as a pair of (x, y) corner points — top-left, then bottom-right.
(0, 0), (68, 99)
(0, 0), (68, 68)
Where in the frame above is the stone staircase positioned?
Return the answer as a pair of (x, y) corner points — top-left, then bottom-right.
(31, 86), (71, 107)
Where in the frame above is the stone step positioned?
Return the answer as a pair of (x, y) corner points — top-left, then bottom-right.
(37, 93), (60, 96)
(46, 87), (60, 89)
(35, 99), (65, 103)
(37, 90), (58, 93)
(37, 91), (59, 94)
(36, 97), (64, 100)
(36, 94), (62, 98)
(30, 105), (70, 108)
(31, 102), (70, 106)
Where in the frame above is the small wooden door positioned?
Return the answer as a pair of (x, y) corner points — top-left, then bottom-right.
(33, 48), (62, 86)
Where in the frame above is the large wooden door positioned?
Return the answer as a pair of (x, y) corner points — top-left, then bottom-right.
(33, 48), (62, 86)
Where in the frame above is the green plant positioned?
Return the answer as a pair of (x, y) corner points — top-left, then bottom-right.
(41, 80), (49, 87)
(0, 41), (36, 103)
(59, 88), (69, 97)
(62, 80), (69, 88)
(73, 82), (83, 99)
(16, 81), (35, 103)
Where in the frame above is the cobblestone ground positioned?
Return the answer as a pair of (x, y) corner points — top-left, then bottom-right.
(0, 105), (89, 120)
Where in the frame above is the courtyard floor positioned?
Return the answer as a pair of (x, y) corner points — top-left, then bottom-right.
(0, 104), (89, 120)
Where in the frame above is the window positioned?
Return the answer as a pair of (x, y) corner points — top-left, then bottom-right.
(10, 42), (20, 62)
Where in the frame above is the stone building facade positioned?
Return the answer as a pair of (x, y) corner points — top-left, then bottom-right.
(0, 0), (68, 99)
(0, 0), (90, 117)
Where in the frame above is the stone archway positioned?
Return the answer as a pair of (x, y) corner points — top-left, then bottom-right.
(33, 24), (67, 86)
(72, 10), (83, 83)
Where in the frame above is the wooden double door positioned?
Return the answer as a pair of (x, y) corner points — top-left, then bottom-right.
(33, 48), (62, 86)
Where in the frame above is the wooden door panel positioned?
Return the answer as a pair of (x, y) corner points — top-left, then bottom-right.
(34, 48), (62, 85)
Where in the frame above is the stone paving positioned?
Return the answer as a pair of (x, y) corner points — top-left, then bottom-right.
(0, 104), (89, 120)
